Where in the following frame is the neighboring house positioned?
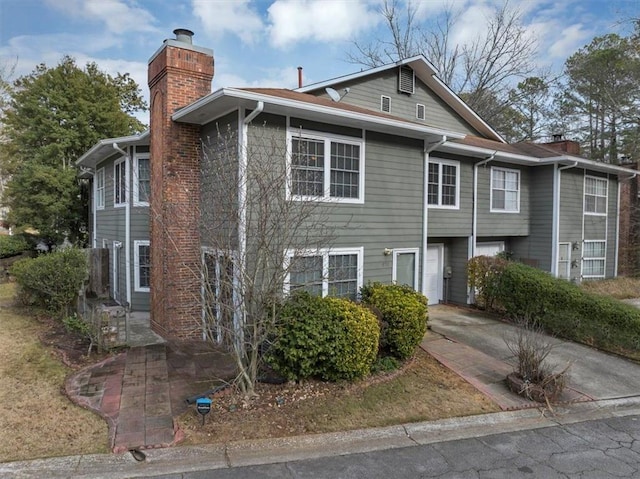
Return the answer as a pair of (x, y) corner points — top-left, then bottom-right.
(77, 29), (635, 340)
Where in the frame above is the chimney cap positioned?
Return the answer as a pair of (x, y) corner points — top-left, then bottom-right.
(173, 29), (194, 44)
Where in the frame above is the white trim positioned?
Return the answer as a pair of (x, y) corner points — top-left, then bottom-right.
(284, 246), (364, 298)
(113, 156), (127, 207)
(133, 240), (150, 292)
(95, 167), (105, 210)
(286, 129), (365, 204)
(392, 248), (420, 289)
(132, 154), (150, 207)
(427, 158), (460, 210)
(615, 180), (621, 276)
(584, 175), (608, 216)
(490, 166), (520, 213)
(112, 241), (122, 302)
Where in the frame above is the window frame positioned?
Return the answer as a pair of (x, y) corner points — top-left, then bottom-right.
(284, 247), (364, 299)
(427, 158), (460, 209)
(134, 240), (151, 292)
(582, 240), (606, 279)
(557, 242), (571, 279)
(113, 157), (127, 207)
(133, 154), (150, 207)
(95, 167), (105, 210)
(392, 247), (420, 289)
(584, 175), (608, 216)
(286, 129), (365, 204)
(490, 166), (520, 213)
(201, 248), (240, 344)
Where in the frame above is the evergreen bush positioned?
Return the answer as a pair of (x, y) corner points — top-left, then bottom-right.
(0, 235), (30, 259)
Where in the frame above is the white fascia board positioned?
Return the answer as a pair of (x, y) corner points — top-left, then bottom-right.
(295, 55), (437, 93)
(440, 141), (538, 164)
(173, 88), (465, 140)
(538, 156), (637, 176)
(76, 131), (149, 168)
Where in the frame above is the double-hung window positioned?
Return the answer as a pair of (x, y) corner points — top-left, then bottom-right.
(491, 167), (520, 212)
(557, 242), (571, 279)
(95, 168), (105, 210)
(134, 155), (150, 206)
(114, 157), (127, 206)
(584, 176), (607, 215)
(428, 159), (459, 208)
(582, 240), (606, 278)
(134, 240), (150, 292)
(286, 247), (363, 301)
(289, 131), (364, 203)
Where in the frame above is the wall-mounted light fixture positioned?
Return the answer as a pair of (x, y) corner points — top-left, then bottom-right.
(383, 248), (393, 256)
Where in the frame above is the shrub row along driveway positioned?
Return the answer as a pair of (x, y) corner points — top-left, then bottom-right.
(428, 305), (640, 401)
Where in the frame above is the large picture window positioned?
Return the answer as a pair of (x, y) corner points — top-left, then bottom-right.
(582, 240), (606, 278)
(491, 167), (520, 212)
(428, 159), (459, 208)
(114, 157), (127, 206)
(584, 176), (607, 215)
(289, 131), (364, 203)
(286, 247), (363, 300)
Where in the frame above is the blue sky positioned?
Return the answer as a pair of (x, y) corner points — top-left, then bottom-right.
(1, 0), (637, 124)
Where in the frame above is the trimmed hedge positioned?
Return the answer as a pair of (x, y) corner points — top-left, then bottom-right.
(10, 248), (87, 318)
(478, 259), (640, 355)
(361, 282), (428, 360)
(267, 292), (380, 381)
(0, 235), (30, 259)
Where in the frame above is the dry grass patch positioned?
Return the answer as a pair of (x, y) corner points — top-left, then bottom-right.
(0, 283), (108, 462)
(580, 277), (640, 299)
(178, 348), (499, 444)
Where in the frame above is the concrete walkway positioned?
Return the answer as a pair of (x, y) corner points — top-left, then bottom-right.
(426, 304), (640, 403)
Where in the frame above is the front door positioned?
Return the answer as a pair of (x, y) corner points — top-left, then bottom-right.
(392, 248), (419, 289)
(426, 244), (444, 305)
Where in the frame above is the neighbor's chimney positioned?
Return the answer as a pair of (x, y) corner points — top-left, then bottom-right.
(297, 66), (303, 88)
(542, 133), (581, 156)
(148, 30), (214, 340)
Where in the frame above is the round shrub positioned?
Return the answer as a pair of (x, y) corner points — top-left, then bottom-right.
(0, 234), (30, 259)
(361, 282), (428, 360)
(267, 292), (380, 382)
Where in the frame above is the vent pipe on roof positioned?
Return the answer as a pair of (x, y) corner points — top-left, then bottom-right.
(174, 28), (194, 44)
(297, 66), (303, 88)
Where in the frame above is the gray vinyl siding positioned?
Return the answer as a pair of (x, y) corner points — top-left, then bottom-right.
(200, 111), (240, 250)
(310, 69), (479, 136)
(558, 169), (584, 281)
(441, 237), (471, 304)
(427, 156), (473, 237)
(476, 162), (530, 237)
(510, 165), (554, 271)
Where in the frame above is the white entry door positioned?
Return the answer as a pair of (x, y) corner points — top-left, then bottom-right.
(426, 244), (444, 305)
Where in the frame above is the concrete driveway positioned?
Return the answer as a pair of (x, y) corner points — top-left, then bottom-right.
(428, 305), (640, 401)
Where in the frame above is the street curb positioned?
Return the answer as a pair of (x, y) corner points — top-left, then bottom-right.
(4, 396), (640, 478)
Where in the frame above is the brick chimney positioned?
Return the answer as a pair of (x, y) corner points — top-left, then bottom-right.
(542, 134), (581, 156)
(148, 29), (214, 339)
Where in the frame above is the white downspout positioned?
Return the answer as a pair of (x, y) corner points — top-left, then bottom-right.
(421, 135), (446, 297)
(471, 153), (496, 259)
(553, 161), (578, 277)
(113, 142), (131, 307)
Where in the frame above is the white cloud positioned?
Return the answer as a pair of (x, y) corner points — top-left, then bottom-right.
(267, 0), (381, 48)
(192, 0), (264, 45)
(547, 23), (592, 59)
(44, 0), (158, 34)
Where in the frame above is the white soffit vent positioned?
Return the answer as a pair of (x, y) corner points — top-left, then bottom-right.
(381, 95), (391, 113)
(416, 103), (425, 120)
(399, 66), (415, 94)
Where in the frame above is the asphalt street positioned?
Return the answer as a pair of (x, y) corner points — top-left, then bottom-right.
(159, 414), (640, 479)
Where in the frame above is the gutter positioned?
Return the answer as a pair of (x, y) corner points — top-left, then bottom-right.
(551, 162), (578, 277)
(113, 142), (131, 307)
(422, 136), (447, 297)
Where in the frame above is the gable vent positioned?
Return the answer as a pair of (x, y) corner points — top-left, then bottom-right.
(381, 95), (391, 113)
(416, 103), (425, 120)
(399, 66), (415, 94)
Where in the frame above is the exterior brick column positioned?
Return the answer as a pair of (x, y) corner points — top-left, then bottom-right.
(148, 31), (214, 339)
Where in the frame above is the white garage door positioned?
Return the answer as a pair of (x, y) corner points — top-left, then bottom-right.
(426, 244), (443, 305)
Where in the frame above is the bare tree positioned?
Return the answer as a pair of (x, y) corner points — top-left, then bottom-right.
(348, 1), (538, 132)
(196, 124), (342, 397)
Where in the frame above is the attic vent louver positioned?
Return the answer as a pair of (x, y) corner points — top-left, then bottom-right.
(399, 66), (415, 94)
(381, 95), (391, 113)
(416, 103), (425, 120)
